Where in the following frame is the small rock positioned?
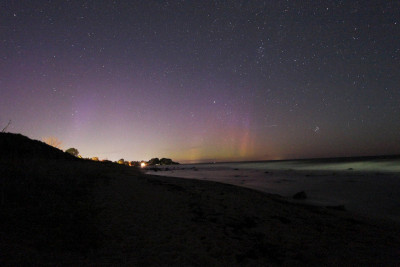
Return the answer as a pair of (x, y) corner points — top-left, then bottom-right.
(293, 191), (307, 200)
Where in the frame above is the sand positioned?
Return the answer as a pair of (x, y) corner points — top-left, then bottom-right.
(147, 164), (400, 222)
(3, 133), (399, 265)
(86, 169), (400, 266)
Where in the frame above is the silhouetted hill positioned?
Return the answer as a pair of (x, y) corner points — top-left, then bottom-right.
(0, 132), (133, 264)
(0, 132), (76, 160)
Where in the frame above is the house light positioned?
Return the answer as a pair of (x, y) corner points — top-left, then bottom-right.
(141, 162), (146, 168)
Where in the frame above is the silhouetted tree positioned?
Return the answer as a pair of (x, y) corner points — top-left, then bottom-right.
(160, 158), (179, 165)
(130, 161), (140, 167)
(160, 158), (175, 165)
(117, 158), (125, 164)
(148, 158), (160, 165)
(65, 148), (79, 157)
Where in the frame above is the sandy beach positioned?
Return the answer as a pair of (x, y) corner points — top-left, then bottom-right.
(3, 165), (400, 265)
(146, 158), (400, 222)
(89, 169), (400, 266)
(2, 133), (400, 265)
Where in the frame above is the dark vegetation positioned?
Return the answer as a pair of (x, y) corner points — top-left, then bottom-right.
(65, 147), (79, 157)
(115, 157), (178, 167)
(148, 157), (179, 166)
(0, 133), (135, 264)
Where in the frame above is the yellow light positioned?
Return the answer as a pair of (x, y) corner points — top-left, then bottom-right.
(140, 162), (146, 168)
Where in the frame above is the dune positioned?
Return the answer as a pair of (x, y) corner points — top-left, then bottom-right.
(1, 133), (400, 265)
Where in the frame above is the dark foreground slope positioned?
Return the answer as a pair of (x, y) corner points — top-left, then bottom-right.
(1, 133), (400, 266)
(0, 133), (132, 264)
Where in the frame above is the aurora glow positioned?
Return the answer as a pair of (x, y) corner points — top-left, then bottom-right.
(1, 1), (399, 162)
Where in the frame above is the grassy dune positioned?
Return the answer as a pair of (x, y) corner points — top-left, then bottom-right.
(1, 133), (400, 265)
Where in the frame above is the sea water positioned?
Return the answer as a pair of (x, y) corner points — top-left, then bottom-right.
(146, 157), (400, 222)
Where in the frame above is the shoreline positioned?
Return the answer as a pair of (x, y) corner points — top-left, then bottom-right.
(177, 154), (400, 165)
(3, 162), (400, 265)
(3, 133), (400, 265)
(2, 130), (399, 265)
(105, 171), (400, 265)
(146, 165), (400, 223)
(144, 171), (400, 223)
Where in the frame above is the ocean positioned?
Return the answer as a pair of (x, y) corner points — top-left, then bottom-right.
(146, 156), (400, 222)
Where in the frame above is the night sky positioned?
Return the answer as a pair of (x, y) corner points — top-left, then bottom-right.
(1, 1), (399, 163)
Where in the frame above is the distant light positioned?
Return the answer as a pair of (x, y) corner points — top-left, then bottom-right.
(141, 162), (146, 168)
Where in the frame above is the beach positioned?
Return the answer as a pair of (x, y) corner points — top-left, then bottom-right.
(90, 169), (400, 266)
(2, 134), (400, 265)
(3, 162), (400, 265)
(146, 157), (400, 222)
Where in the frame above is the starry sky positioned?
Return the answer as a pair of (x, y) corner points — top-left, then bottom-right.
(1, 0), (399, 163)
